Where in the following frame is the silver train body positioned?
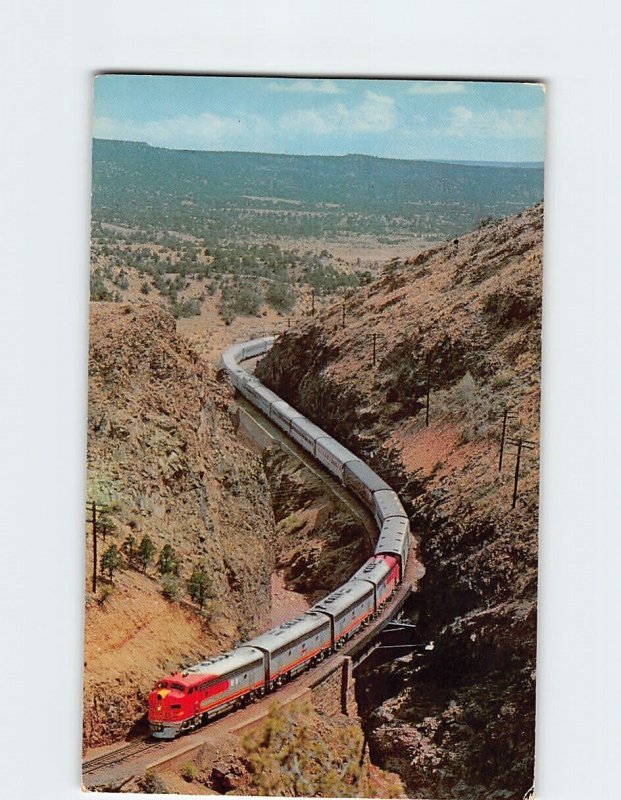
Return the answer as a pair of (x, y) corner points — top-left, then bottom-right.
(150, 336), (412, 738)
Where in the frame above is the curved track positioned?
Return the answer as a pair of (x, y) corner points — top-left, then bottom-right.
(82, 335), (423, 789)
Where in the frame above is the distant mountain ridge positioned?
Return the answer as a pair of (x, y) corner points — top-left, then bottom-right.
(92, 138), (544, 242)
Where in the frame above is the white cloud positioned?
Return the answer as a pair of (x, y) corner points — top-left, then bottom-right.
(93, 111), (272, 150)
(406, 81), (467, 96)
(281, 91), (396, 135)
(445, 105), (544, 139)
(93, 91), (398, 152)
(266, 79), (342, 94)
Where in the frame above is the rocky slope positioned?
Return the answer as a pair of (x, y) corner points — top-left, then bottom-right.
(84, 302), (276, 747)
(263, 447), (372, 603)
(256, 204), (542, 799)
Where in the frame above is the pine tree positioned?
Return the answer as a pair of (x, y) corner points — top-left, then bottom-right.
(138, 535), (155, 573)
(123, 533), (136, 565)
(158, 544), (180, 576)
(101, 544), (122, 582)
(186, 565), (213, 609)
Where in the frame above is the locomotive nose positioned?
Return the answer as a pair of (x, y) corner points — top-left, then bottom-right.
(151, 688), (170, 712)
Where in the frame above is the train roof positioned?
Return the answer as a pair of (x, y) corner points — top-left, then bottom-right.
(181, 647), (264, 680)
(351, 555), (396, 586)
(221, 343), (245, 365)
(271, 399), (303, 422)
(245, 380), (281, 405)
(374, 489), (407, 520)
(315, 436), (360, 467)
(244, 612), (329, 654)
(375, 518), (409, 560)
(240, 336), (276, 359)
(291, 416), (329, 443)
(344, 460), (392, 493)
(312, 579), (373, 619)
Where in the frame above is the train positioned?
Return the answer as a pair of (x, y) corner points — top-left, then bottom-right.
(148, 335), (411, 739)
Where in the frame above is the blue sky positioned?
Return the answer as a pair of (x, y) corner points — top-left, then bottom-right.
(93, 75), (545, 163)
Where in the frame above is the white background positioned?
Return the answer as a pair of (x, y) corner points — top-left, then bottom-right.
(1, 1), (620, 798)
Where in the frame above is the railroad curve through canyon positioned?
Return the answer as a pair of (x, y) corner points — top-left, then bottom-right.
(82, 334), (424, 790)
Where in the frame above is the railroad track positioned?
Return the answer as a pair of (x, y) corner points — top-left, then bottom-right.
(82, 739), (167, 775)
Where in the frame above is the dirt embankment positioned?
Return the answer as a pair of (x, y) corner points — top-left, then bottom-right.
(256, 205), (542, 799)
(84, 302), (276, 747)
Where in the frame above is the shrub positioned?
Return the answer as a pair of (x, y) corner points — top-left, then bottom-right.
(161, 575), (180, 601)
(265, 281), (295, 313)
(139, 771), (168, 794)
(97, 584), (114, 606)
(491, 370), (514, 389)
(170, 297), (202, 318)
(221, 306), (235, 325)
(123, 533), (136, 565)
(187, 565), (214, 609)
(232, 285), (262, 316)
(455, 371), (476, 404)
(90, 270), (113, 301)
(140, 281), (151, 295)
(181, 763), (198, 783)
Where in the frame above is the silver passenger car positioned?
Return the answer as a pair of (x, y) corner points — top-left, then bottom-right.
(343, 460), (392, 509)
(270, 399), (301, 434)
(375, 516), (410, 566)
(244, 612), (331, 687)
(372, 488), (408, 528)
(312, 579), (375, 645)
(241, 379), (281, 417)
(351, 554), (400, 609)
(290, 416), (328, 455)
(314, 437), (359, 481)
(240, 336), (275, 360)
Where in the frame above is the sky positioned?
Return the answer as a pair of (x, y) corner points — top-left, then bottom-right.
(93, 75), (545, 163)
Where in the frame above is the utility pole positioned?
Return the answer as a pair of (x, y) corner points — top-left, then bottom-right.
(311, 289), (315, 317)
(506, 438), (536, 509)
(368, 332), (384, 367)
(90, 501), (98, 593)
(287, 317), (291, 329)
(341, 303), (346, 329)
(498, 407), (518, 472)
(371, 333), (382, 366)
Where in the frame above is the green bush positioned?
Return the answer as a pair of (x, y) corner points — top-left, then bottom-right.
(90, 270), (113, 301)
(97, 584), (114, 606)
(187, 565), (214, 609)
(181, 763), (198, 783)
(265, 281), (295, 313)
(139, 771), (168, 794)
(232, 285), (262, 316)
(161, 575), (180, 601)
